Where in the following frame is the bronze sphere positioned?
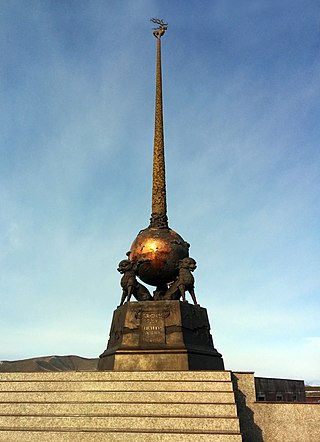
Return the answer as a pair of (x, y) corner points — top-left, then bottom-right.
(128, 227), (190, 287)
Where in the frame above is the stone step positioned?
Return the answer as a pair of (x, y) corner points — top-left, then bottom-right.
(0, 401), (238, 417)
(0, 429), (243, 442)
(0, 370), (242, 441)
(0, 370), (231, 382)
(0, 379), (233, 392)
(0, 415), (240, 432)
(0, 390), (235, 403)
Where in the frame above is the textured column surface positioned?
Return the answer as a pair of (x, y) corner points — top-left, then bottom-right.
(150, 37), (168, 228)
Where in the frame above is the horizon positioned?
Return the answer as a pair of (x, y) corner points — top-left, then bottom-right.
(1, 1), (319, 383)
(1, 354), (319, 386)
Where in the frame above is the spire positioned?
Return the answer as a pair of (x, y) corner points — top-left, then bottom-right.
(149, 18), (168, 229)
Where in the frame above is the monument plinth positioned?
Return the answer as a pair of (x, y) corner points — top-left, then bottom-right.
(98, 19), (224, 371)
(98, 301), (224, 371)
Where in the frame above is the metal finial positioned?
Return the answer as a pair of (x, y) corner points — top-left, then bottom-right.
(150, 18), (168, 39)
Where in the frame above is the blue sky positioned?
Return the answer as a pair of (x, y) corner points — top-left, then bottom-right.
(1, 0), (319, 383)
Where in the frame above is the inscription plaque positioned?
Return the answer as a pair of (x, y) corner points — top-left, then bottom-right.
(140, 311), (165, 344)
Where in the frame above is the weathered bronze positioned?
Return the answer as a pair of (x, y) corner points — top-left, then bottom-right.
(151, 18), (168, 39)
(117, 259), (153, 306)
(98, 20), (225, 371)
(163, 257), (198, 304)
(128, 227), (189, 288)
(98, 300), (224, 371)
(127, 18), (191, 291)
(150, 18), (167, 228)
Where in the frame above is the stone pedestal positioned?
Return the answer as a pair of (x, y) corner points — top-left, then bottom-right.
(98, 300), (224, 371)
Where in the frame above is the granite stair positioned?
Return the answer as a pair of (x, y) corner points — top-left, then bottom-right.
(0, 370), (242, 441)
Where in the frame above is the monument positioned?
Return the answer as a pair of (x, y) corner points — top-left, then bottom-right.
(98, 19), (224, 371)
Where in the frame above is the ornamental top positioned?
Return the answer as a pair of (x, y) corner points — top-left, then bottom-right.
(151, 18), (168, 39)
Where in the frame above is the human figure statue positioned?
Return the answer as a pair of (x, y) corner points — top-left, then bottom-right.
(163, 257), (199, 305)
(118, 259), (153, 306)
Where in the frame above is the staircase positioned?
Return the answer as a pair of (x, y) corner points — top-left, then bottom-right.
(0, 370), (242, 441)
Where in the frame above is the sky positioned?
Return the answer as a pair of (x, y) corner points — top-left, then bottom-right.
(1, 0), (319, 383)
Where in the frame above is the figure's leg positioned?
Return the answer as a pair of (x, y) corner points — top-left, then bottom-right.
(189, 288), (199, 305)
(179, 284), (187, 302)
(137, 284), (153, 301)
(163, 282), (179, 300)
(126, 285), (134, 303)
(153, 284), (167, 301)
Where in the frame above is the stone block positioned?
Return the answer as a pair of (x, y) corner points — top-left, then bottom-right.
(98, 300), (224, 371)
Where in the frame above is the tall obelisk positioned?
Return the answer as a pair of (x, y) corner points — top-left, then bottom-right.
(98, 19), (224, 371)
(128, 19), (190, 290)
(150, 19), (168, 229)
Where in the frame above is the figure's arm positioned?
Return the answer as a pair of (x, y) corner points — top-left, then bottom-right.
(119, 289), (127, 307)
(127, 284), (134, 298)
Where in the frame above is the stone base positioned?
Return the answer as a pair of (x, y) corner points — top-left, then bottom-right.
(98, 300), (224, 371)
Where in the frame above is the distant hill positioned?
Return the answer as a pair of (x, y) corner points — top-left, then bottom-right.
(0, 355), (98, 372)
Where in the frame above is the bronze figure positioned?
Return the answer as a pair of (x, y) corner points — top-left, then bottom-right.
(151, 18), (168, 39)
(163, 257), (199, 305)
(117, 259), (153, 306)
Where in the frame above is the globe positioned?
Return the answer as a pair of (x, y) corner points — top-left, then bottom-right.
(128, 227), (190, 287)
